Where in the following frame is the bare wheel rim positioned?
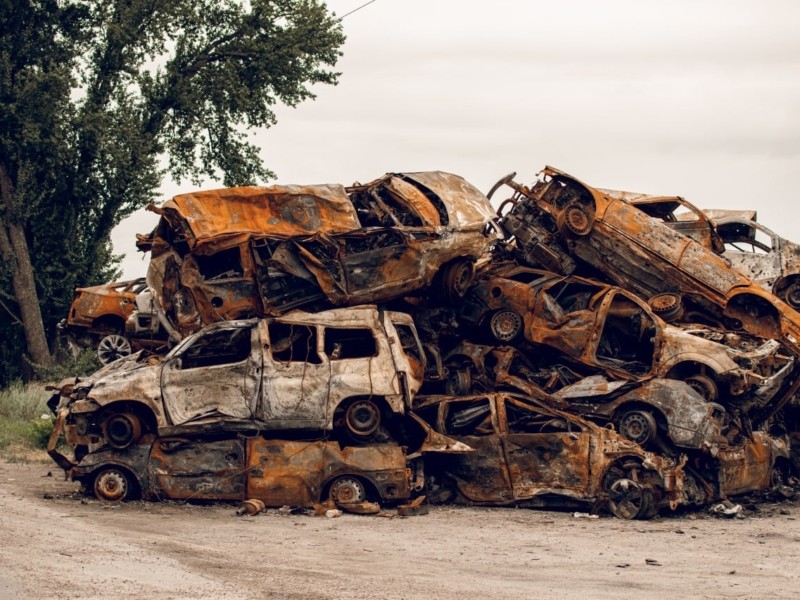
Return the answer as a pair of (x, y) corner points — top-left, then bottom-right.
(489, 309), (522, 342)
(344, 400), (381, 437)
(617, 411), (657, 446)
(93, 468), (130, 502)
(444, 260), (475, 301)
(97, 334), (131, 364)
(445, 369), (472, 396)
(561, 203), (592, 236)
(685, 373), (719, 402)
(330, 477), (366, 505)
(608, 478), (648, 520)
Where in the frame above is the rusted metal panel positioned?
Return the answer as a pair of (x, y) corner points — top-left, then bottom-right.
(148, 437), (246, 500)
(246, 439), (410, 507)
(159, 184), (361, 253)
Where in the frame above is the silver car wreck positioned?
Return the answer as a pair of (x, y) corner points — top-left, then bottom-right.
(47, 306), (427, 460)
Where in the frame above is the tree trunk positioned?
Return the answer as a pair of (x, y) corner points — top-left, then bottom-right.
(0, 166), (53, 369)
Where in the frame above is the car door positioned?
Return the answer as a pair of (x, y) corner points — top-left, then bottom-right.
(592, 291), (657, 378)
(499, 397), (592, 499)
(259, 318), (331, 429)
(160, 324), (261, 427)
(148, 437), (246, 500)
(719, 220), (782, 286)
(339, 229), (426, 302)
(435, 397), (514, 503)
(530, 280), (603, 358)
(716, 433), (773, 497)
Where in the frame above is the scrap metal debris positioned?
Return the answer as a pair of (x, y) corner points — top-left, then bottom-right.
(50, 166), (800, 521)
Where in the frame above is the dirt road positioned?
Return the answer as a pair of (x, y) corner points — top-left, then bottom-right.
(1, 460), (799, 600)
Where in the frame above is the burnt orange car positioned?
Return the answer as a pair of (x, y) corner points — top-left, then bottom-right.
(62, 278), (149, 364)
(493, 167), (800, 358)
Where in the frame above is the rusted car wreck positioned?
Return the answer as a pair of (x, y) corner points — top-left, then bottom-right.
(492, 167), (800, 355)
(138, 172), (501, 338)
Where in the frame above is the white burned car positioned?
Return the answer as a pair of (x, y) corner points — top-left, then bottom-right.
(48, 306), (426, 455)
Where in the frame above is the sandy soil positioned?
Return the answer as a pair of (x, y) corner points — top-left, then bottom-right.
(1, 460), (799, 600)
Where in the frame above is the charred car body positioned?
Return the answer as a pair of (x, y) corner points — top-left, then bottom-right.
(60, 278), (168, 364)
(47, 306), (427, 458)
(64, 435), (414, 507)
(414, 392), (686, 519)
(492, 167), (800, 356)
(139, 172), (502, 338)
(455, 262), (794, 407)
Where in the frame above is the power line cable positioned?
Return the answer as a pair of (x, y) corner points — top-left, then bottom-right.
(338, 0), (380, 20)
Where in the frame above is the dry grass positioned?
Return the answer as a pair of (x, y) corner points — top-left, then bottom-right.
(0, 382), (54, 459)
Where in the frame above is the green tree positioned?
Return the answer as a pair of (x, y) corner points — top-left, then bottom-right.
(0, 0), (345, 383)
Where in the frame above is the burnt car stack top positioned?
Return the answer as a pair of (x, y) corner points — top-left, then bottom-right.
(51, 166), (800, 519)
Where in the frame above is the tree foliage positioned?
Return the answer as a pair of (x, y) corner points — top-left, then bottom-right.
(0, 0), (345, 384)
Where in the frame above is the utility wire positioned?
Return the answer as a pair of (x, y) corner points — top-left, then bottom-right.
(338, 0), (380, 20)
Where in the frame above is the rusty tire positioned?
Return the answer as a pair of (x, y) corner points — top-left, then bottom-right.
(685, 373), (719, 403)
(344, 400), (381, 438)
(329, 477), (367, 505)
(557, 203), (593, 236)
(96, 334), (132, 365)
(442, 260), (475, 303)
(648, 293), (683, 322)
(616, 410), (657, 446)
(102, 412), (142, 449)
(488, 309), (523, 342)
(93, 467), (134, 502)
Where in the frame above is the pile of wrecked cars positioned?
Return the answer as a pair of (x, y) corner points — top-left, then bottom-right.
(49, 167), (800, 520)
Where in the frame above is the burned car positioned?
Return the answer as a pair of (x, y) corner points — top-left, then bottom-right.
(492, 167), (800, 355)
(413, 392), (686, 519)
(140, 172), (502, 338)
(47, 306), (426, 452)
(625, 195), (800, 311)
(438, 342), (728, 454)
(60, 278), (167, 364)
(456, 263), (794, 405)
(58, 435), (414, 506)
(713, 214), (800, 311)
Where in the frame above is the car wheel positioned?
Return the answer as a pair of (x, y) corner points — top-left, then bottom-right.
(344, 399), (382, 438)
(441, 260), (475, 303)
(770, 463), (789, 491)
(685, 373), (719, 403)
(97, 334), (132, 364)
(329, 477), (367, 505)
(445, 369), (472, 396)
(93, 467), (135, 502)
(648, 293), (683, 322)
(102, 412), (142, 449)
(616, 410), (658, 446)
(780, 281), (800, 310)
(557, 202), (593, 236)
(488, 309), (523, 342)
(603, 459), (658, 520)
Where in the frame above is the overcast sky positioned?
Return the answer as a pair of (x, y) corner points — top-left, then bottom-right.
(113, 0), (800, 279)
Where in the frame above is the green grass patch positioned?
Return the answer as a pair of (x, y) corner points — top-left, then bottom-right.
(0, 382), (53, 457)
